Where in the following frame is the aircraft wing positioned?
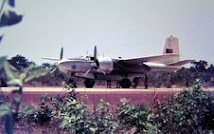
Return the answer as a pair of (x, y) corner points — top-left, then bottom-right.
(42, 57), (60, 61)
(119, 54), (179, 64)
(168, 60), (195, 66)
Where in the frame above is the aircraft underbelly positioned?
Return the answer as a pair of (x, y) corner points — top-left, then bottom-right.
(97, 73), (146, 81)
(75, 72), (145, 81)
(96, 74), (122, 81)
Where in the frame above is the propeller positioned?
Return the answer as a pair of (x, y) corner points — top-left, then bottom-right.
(48, 62), (59, 75)
(84, 46), (99, 77)
(50, 67), (58, 74)
(94, 46), (97, 61)
(84, 68), (92, 76)
(60, 47), (63, 60)
(50, 47), (64, 74)
(93, 46), (99, 69)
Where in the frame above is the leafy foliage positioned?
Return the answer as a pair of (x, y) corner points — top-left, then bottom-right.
(0, 0), (22, 24)
(56, 90), (91, 133)
(90, 100), (118, 134)
(0, 0), (23, 43)
(0, 57), (13, 134)
(1, 78), (214, 133)
(2, 61), (48, 121)
(0, 103), (13, 134)
(33, 94), (52, 125)
(24, 84), (119, 133)
(0, 10), (22, 27)
(29, 84), (91, 133)
(8, 0), (15, 7)
(117, 98), (154, 134)
(4, 62), (48, 86)
(154, 79), (214, 134)
(0, 57), (47, 133)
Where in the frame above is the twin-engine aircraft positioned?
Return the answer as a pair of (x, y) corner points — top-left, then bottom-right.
(43, 36), (193, 88)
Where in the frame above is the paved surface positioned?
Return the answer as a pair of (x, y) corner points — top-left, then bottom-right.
(1, 87), (184, 92)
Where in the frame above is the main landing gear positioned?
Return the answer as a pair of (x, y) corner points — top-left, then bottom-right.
(66, 78), (77, 88)
(107, 80), (112, 88)
(84, 76), (146, 89)
(84, 78), (95, 88)
(133, 77), (140, 89)
(120, 78), (131, 88)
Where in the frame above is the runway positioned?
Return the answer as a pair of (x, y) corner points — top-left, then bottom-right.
(1, 87), (184, 92)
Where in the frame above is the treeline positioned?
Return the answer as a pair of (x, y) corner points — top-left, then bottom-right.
(148, 60), (214, 88)
(1, 55), (214, 88)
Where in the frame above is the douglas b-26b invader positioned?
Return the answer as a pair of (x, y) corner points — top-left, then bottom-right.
(43, 36), (193, 88)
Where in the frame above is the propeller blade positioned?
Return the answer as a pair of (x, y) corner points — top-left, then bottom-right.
(94, 46), (97, 62)
(60, 47), (63, 60)
(50, 67), (57, 74)
(84, 68), (92, 76)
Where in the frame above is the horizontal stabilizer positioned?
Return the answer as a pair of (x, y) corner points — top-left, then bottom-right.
(121, 54), (179, 64)
(42, 57), (60, 61)
(168, 60), (195, 66)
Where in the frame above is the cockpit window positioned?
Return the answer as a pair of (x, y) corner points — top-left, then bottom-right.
(84, 56), (94, 60)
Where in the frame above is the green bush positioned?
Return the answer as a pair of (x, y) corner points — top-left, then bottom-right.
(90, 100), (118, 134)
(154, 79), (214, 134)
(2, 78), (214, 134)
(46, 84), (91, 133)
(33, 94), (52, 125)
(117, 98), (154, 134)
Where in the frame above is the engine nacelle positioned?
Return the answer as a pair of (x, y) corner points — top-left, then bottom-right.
(96, 57), (114, 74)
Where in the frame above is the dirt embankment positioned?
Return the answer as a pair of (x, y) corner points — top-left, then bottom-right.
(1, 87), (184, 110)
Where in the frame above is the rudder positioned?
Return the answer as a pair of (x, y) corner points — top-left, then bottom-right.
(163, 35), (180, 63)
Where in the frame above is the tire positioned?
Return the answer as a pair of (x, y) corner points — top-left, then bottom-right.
(84, 79), (95, 88)
(120, 78), (131, 88)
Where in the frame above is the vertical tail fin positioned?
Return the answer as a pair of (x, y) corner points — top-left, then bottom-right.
(163, 35), (180, 63)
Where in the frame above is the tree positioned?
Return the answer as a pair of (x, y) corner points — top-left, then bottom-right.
(176, 67), (194, 87)
(207, 64), (214, 74)
(41, 63), (52, 70)
(192, 60), (208, 72)
(8, 55), (35, 71)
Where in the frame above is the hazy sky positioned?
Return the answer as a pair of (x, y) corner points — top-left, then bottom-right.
(1, 0), (214, 65)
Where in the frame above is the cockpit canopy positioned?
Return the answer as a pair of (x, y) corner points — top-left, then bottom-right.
(79, 55), (95, 61)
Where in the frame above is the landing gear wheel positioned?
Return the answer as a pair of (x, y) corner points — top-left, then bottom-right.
(120, 78), (131, 88)
(84, 79), (95, 88)
(133, 77), (140, 89)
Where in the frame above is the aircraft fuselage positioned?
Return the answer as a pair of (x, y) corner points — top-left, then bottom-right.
(57, 57), (181, 81)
